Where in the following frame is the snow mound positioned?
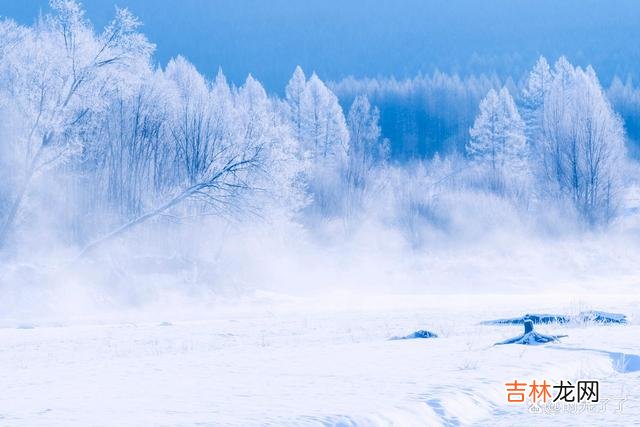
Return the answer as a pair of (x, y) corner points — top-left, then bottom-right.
(389, 330), (438, 340)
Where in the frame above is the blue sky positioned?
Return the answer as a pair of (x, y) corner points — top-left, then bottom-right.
(2, 0), (639, 91)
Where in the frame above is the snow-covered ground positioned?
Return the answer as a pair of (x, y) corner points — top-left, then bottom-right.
(1, 293), (638, 426)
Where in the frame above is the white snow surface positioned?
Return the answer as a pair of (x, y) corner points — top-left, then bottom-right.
(1, 292), (638, 426)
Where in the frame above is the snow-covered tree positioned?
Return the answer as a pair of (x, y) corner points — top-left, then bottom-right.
(347, 95), (385, 178)
(301, 73), (349, 162)
(340, 95), (387, 218)
(284, 68), (349, 216)
(95, 68), (173, 219)
(165, 56), (216, 187)
(0, 0), (153, 248)
(538, 59), (626, 224)
(521, 56), (552, 145)
(467, 87), (527, 192)
(239, 76), (306, 220)
(285, 66), (307, 143)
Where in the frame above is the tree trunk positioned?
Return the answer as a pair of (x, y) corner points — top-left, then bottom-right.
(524, 319), (534, 334)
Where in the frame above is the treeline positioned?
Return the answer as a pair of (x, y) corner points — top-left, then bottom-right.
(333, 69), (640, 162)
(331, 73), (508, 159)
(0, 1), (633, 259)
(0, 1), (387, 254)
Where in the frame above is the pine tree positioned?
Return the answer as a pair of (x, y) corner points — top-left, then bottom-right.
(301, 73), (349, 162)
(521, 56), (551, 146)
(467, 87), (527, 190)
(284, 72), (350, 216)
(285, 66), (307, 143)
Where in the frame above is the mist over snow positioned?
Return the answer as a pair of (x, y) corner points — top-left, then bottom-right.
(0, 0), (638, 318)
(0, 2), (639, 426)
